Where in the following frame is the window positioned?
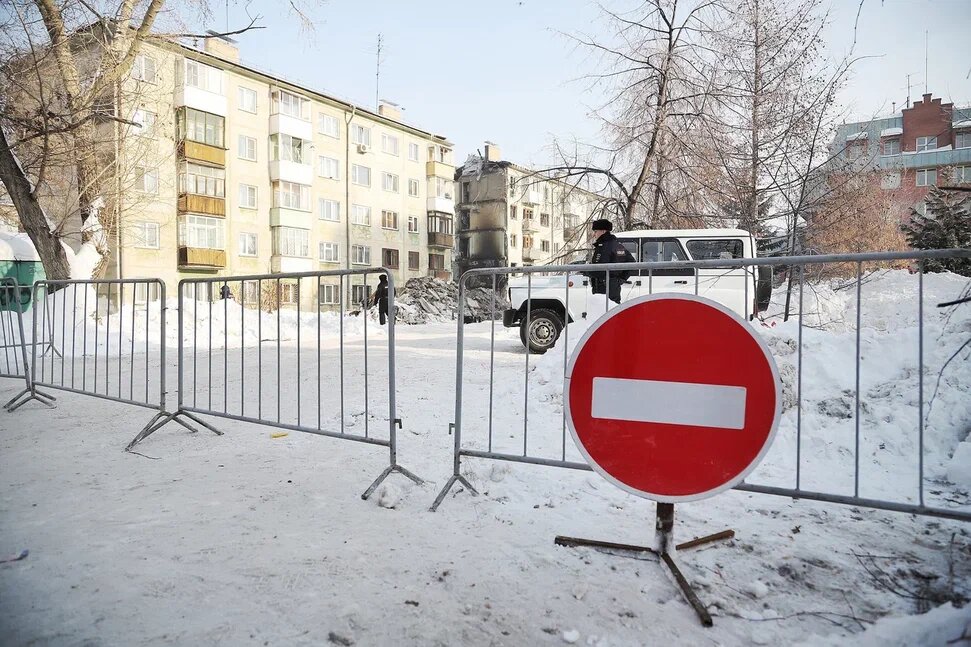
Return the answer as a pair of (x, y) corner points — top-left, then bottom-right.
(382, 248), (399, 269)
(179, 215), (224, 249)
(136, 167), (158, 193)
(523, 207), (534, 220)
(408, 178), (420, 197)
(132, 54), (156, 83)
(351, 164), (371, 186)
(642, 239), (688, 263)
(408, 251), (419, 270)
(540, 213), (550, 227)
(510, 234), (517, 248)
(541, 240), (550, 252)
(238, 134), (256, 160)
(382, 210), (399, 230)
(239, 232), (258, 257)
(882, 139), (900, 156)
(280, 283), (299, 305)
(381, 133), (399, 156)
(351, 204), (371, 225)
(407, 215), (419, 233)
(318, 199), (340, 221)
(133, 282), (162, 304)
(916, 168), (937, 187)
(132, 109), (157, 136)
(319, 241), (340, 262)
(408, 142), (420, 161)
(132, 222), (160, 249)
(880, 172), (901, 190)
(352, 284), (370, 305)
(351, 244), (371, 265)
(238, 87), (257, 113)
(916, 136), (937, 152)
(318, 156), (340, 179)
(319, 113), (340, 138)
(272, 227), (310, 257)
(179, 108), (225, 147)
(270, 134), (307, 164)
(510, 205), (517, 220)
(956, 132), (971, 149)
(953, 166), (971, 184)
(351, 124), (371, 146)
(427, 214), (452, 234)
(509, 175), (517, 198)
(179, 163), (225, 197)
(382, 173), (399, 193)
(239, 184), (257, 209)
(183, 59), (223, 94)
(428, 253), (445, 270)
(435, 177), (453, 199)
(462, 182), (470, 203)
(686, 239), (743, 260)
(523, 235), (533, 249)
(274, 90), (309, 120)
(273, 181), (311, 211)
(319, 284), (340, 305)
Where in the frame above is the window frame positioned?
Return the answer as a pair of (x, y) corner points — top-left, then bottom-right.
(319, 241), (340, 263)
(408, 142), (420, 162)
(382, 172), (400, 193)
(916, 136), (938, 152)
(272, 226), (310, 258)
(238, 86), (257, 113)
(381, 133), (400, 156)
(238, 232), (258, 257)
(351, 204), (371, 226)
(351, 244), (371, 265)
(351, 164), (371, 187)
(239, 184), (258, 209)
(318, 155), (340, 179)
(382, 248), (399, 269)
(272, 181), (311, 211)
(319, 283), (341, 305)
(132, 221), (160, 249)
(351, 124), (371, 147)
(381, 210), (399, 230)
(318, 198), (341, 222)
(136, 166), (159, 193)
(915, 168), (937, 187)
(132, 54), (157, 83)
(237, 134), (257, 161)
(408, 178), (420, 197)
(407, 215), (419, 233)
(179, 214), (225, 250)
(318, 113), (340, 138)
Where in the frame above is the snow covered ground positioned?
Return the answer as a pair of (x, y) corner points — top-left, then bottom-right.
(1, 270), (970, 646)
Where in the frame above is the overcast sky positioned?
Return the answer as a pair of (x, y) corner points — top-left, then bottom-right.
(218, 0), (971, 165)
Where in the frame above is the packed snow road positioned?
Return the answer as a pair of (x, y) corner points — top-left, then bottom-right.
(2, 271), (970, 646)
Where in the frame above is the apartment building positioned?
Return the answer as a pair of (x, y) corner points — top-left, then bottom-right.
(453, 144), (600, 279)
(104, 34), (454, 309)
(830, 93), (971, 219)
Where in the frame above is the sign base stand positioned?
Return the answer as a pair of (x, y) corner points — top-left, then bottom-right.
(554, 503), (733, 628)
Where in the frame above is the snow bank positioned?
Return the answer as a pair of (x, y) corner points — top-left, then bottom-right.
(804, 603), (971, 646)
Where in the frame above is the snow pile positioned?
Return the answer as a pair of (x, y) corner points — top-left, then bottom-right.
(804, 602), (971, 646)
(394, 277), (508, 325)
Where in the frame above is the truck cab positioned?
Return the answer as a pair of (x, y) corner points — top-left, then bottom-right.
(503, 228), (771, 353)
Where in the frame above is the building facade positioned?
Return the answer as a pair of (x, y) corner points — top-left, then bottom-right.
(104, 35), (454, 308)
(831, 93), (971, 215)
(453, 144), (600, 279)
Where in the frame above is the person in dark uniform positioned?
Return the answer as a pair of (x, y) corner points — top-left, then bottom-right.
(587, 219), (633, 304)
(372, 274), (389, 325)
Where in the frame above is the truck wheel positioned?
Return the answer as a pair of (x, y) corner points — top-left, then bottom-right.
(520, 308), (563, 354)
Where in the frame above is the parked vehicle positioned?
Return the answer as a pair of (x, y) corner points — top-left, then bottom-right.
(503, 229), (772, 353)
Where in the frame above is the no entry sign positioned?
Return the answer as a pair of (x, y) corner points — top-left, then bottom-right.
(565, 294), (781, 502)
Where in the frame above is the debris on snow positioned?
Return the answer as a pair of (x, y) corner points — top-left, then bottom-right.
(391, 277), (509, 325)
(375, 484), (401, 509)
(744, 580), (770, 599)
(562, 628), (580, 644)
(327, 631), (354, 646)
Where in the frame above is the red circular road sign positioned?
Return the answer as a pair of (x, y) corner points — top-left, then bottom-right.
(565, 294), (781, 502)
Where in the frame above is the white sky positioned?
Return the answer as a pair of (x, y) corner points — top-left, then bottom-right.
(222, 0), (971, 164)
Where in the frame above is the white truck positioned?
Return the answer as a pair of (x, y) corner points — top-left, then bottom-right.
(503, 229), (772, 353)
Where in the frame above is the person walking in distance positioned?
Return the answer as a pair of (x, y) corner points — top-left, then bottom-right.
(587, 219), (634, 304)
(372, 274), (390, 325)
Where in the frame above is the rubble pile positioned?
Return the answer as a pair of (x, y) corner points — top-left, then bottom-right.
(393, 277), (509, 325)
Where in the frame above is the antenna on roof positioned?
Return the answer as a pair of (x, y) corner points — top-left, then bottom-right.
(924, 30), (929, 94)
(375, 33), (383, 111)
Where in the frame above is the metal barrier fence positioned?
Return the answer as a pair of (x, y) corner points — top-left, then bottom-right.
(7, 279), (171, 442)
(127, 267), (422, 499)
(1, 278), (56, 410)
(432, 249), (971, 522)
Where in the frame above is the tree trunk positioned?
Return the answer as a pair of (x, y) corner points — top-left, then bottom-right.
(0, 127), (72, 281)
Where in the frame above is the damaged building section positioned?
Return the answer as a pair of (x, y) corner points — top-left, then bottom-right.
(453, 143), (603, 287)
(383, 276), (510, 325)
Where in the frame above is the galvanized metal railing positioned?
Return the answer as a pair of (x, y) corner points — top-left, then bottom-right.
(1, 277), (56, 410)
(431, 249), (971, 522)
(127, 267), (422, 499)
(7, 279), (171, 441)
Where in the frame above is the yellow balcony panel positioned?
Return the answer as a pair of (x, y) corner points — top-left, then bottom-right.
(178, 194), (225, 217)
(426, 160), (455, 179)
(178, 246), (226, 269)
(180, 140), (226, 166)
(427, 232), (454, 249)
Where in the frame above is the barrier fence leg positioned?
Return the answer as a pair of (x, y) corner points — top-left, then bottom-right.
(4, 386), (56, 412)
(125, 409), (223, 451)
(429, 423), (479, 512)
(361, 419), (425, 500)
(554, 502), (734, 628)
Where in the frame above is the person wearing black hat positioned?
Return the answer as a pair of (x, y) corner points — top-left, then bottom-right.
(371, 274), (390, 325)
(587, 219), (634, 304)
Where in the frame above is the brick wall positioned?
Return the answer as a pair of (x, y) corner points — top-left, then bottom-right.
(902, 93), (954, 151)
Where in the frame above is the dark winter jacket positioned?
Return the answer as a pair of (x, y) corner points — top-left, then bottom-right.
(586, 233), (635, 297)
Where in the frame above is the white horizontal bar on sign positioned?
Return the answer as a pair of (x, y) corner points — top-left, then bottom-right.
(591, 377), (747, 430)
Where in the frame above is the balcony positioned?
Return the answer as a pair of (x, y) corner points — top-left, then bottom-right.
(522, 218), (538, 232)
(270, 113), (313, 140)
(270, 207), (312, 228)
(427, 196), (454, 215)
(563, 225), (580, 239)
(428, 270), (450, 280)
(523, 190), (543, 206)
(425, 160), (454, 179)
(427, 232), (454, 248)
(271, 255), (314, 273)
(175, 85), (227, 116)
(178, 246), (225, 269)
(179, 140), (225, 166)
(269, 159), (314, 185)
(522, 246), (536, 261)
(178, 194), (225, 217)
